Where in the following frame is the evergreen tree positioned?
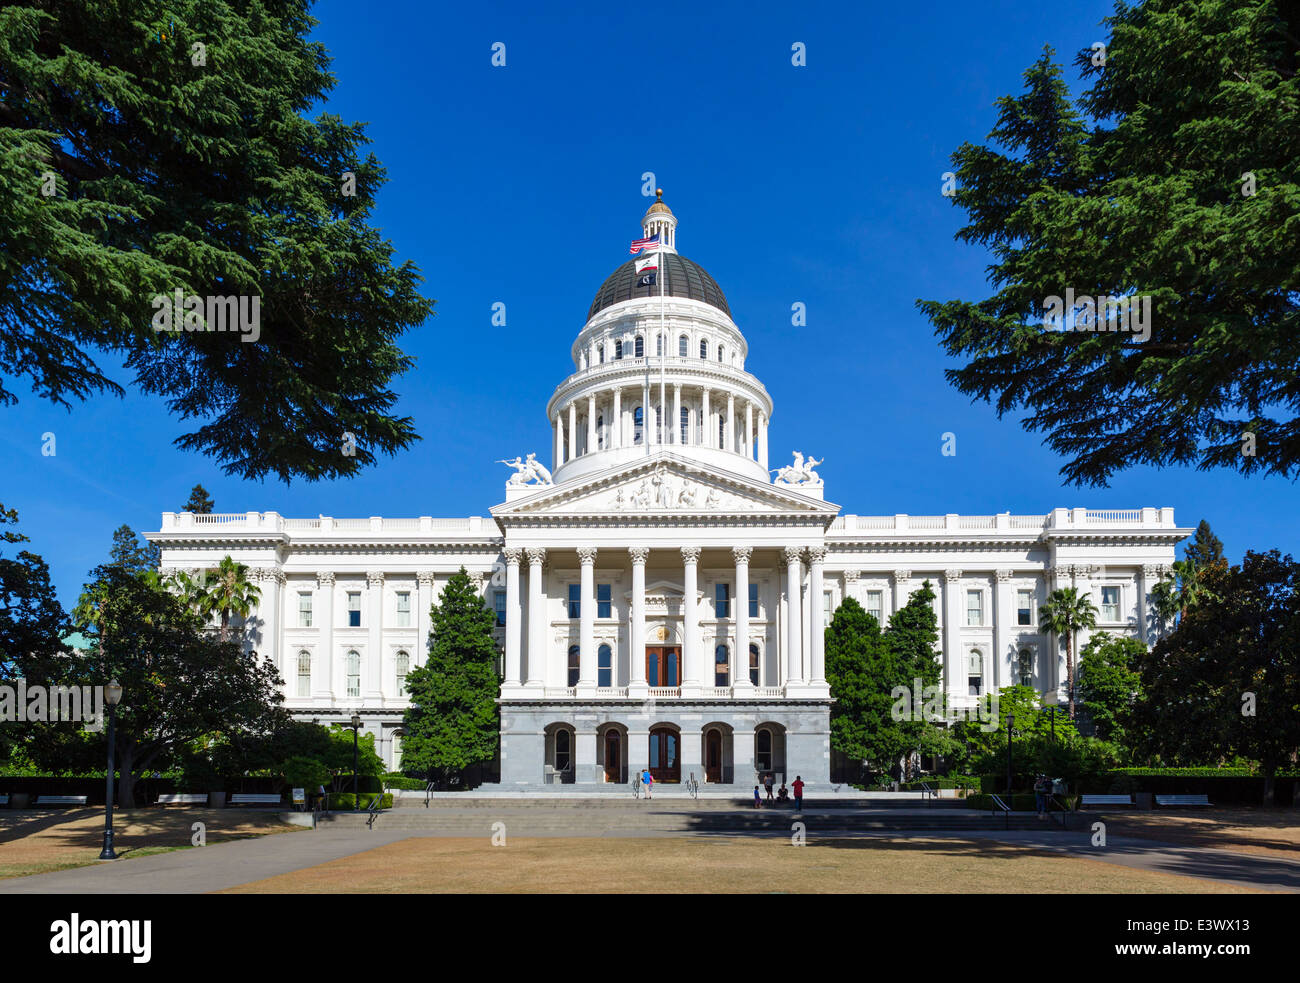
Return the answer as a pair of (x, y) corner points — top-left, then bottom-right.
(920, 2), (1300, 485)
(884, 580), (947, 776)
(106, 525), (160, 578)
(1077, 632), (1145, 745)
(1, 1), (433, 481)
(1184, 520), (1226, 569)
(825, 597), (904, 774)
(401, 569), (500, 780)
(183, 484), (215, 514)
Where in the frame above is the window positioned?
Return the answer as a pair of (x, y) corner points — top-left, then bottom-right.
(714, 644), (729, 686)
(824, 591), (834, 627)
(968, 650), (983, 697)
(1101, 586), (1121, 622)
(715, 583), (730, 618)
(493, 589), (506, 627)
(555, 729), (571, 771)
(1017, 589), (1033, 626)
(680, 406), (689, 444)
(598, 644), (612, 687)
(396, 650), (410, 694)
(567, 584), (580, 619)
(567, 645), (580, 687)
(718, 345), (724, 362)
(700, 339), (708, 359)
(634, 335), (644, 358)
(614, 339), (624, 360)
(865, 590), (883, 622)
(597, 415), (605, 449)
(597, 343), (604, 364)
(656, 333), (663, 357)
(634, 406), (643, 444)
(679, 335), (688, 357)
(967, 590), (983, 626)
(749, 643), (760, 685)
(346, 650), (361, 698)
(347, 592), (361, 627)
(756, 728), (772, 771)
(718, 416), (725, 448)
(298, 592), (312, 628)
(749, 583), (759, 618)
(597, 583), (611, 619)
(396, 590), (411, 627)
(1018, 648), (1034, 687)
(296, 650), (311, 697)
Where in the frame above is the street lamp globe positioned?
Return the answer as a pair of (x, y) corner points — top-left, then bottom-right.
(106, 680), (123, 706)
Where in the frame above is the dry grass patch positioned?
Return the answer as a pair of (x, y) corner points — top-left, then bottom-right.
(222, 835), (1261, 894)
(1096, 808), (1300, 860)
(0, 808), (301, 880)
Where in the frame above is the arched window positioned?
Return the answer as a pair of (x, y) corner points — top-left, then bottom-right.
(296, 650), (311, 698)
(598, 644), (612, 687)
(756, 728), (773, 771)
(634, 406), (644, 445)
(634, 335), (644, 358)
(968, 649), (983, 697)
(346, 650), (361, 698)
(396, 650), (410, 695)
(555, 729), (571, 772)
(679, 335), (688, 357)
(656, 333), (664, 357)
(714, 644), (729, 686)
(597, 343), (604, 364)
(699, 338), (708, 359)
(614, 339), (624, 360)
(568, 645), (580, 687)
(749, 643), (760, 685)
(718, 415), (725, 448)
(680, 406), (690, 444)
(718, 345), (725, 362)
(1018, 648), (1034, 687)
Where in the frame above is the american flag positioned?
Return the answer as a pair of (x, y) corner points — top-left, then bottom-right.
(629, 234), (659, 254)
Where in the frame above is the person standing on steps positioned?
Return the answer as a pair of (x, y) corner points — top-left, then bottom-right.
(764, 772), (775, 804)
(642, 768), (654, 800)
(792, 775), (804, 813)
(753, 785), (762, 809)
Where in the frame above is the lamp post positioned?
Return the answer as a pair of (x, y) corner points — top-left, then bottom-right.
(350, 713), (361, 811)
(99, 680), (123, 861)
(1005, 713), (1016, 796)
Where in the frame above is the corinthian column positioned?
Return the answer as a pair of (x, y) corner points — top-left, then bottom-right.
(503, 548), (523, 687)
(525, 548), (546, 687)
(807, 546), (826, 685)
(681, 547), (702, 694)
(733, 546), (752, 691)
(314, 571), (335, 702)
(783, 546), (804, 686)
(629, 547), (649, 694)
(577, 547), (597, 692)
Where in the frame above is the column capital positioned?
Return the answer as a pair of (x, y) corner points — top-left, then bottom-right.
(1141, 563), (1163, 579)
(843, 569), (860, 584)
(807, 545), (827, 564)
(628, 546), (650, 565)
(503, 547), (523, 566)
(995, 568), (1014, 582)
(893, 569), (911, 583)
(782, 545), (803, 566)
(316, 570), (336, 589)
(731, 545), (753, 564)
(577, 546), (598, 565)
(416, 570), (435, 586)
(944, 568), (962, 583)
(366, 570), (385, 587)
(525, 546), (547, 566)
(680, 546), (702, 564)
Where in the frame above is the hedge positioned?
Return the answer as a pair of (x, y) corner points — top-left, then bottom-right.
(382, 777), (426, 791)
(1109, 767), (1300, 778)
(324, 793), (393, 810)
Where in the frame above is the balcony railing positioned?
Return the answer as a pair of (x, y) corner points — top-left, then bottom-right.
(828, 508), (1175, 534)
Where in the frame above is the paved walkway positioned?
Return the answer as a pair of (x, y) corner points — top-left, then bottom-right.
(2, 817), (1296, 894)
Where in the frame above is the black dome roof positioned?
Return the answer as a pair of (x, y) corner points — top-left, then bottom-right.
(588, 252), (730, 320)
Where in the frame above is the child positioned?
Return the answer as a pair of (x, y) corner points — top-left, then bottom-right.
(643, 768), (654, 800)
(753, 785), (761, 809)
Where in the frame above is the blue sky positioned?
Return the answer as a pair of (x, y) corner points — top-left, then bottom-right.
(5, 0), (1296, 608)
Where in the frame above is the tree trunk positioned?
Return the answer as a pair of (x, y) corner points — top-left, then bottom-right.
(1066, 632), (1076, 719)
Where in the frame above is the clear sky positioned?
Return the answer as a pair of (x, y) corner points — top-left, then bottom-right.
(5, 0), (1295, 609)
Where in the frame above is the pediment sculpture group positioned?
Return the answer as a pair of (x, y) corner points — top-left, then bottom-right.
(771, 451), (823, 486)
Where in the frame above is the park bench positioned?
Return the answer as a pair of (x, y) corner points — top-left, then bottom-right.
(36, 795), (89, 806)
(1155, 793), (1211, 808)
(1080, 794), (1133, 808)
(229, 793), (281, 807)
(0, 794), (8, 806)
(157, 793), (209, 806)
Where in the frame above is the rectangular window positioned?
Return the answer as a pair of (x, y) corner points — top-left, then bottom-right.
(346, 652), (361, 698)
(296, 652), (311, 698)
(749, 583), (759, 618)
(568, 583), (580, 619)
(494, 590), (506, 627)
(598, 645), (612, 688)
(597, 583), (611, 619)
(865, 590), (883, 622)
(1017, 589), (1033, 626)
(715, 583), (730, 618)
(1018, 649), (1034, 688)
(966, 590), (983, 626)
(298, 592), (312, 628)
(395, 590), (411, 627)
(968, 651), (983, 697)
(1102, 586), (1121, 622)
(347, 591), (361, 627)
(823, 591), (833, 627)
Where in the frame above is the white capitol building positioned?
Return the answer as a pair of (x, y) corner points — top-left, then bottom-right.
(150, 194), (1189, 788)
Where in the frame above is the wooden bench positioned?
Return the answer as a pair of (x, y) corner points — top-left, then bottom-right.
(229, 793), (281, 807)
(1155, 793), (1211, 807)
(157, 793), (209, 806)
(1081, 794), (1134, 808)
(36, 795), (89, 806)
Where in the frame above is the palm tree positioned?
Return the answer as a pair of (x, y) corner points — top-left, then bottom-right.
(1150, 558), (1220, 635)
(199, 557), (260, 641)
(1038, 587), (1098, 719)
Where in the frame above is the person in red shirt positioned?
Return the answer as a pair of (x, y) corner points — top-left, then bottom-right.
(792, 776), (804, 812)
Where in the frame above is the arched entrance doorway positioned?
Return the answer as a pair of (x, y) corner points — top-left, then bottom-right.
(705, 728), (723, 784)
(648, 725), (680, 782)
(604, 730), (621, 783)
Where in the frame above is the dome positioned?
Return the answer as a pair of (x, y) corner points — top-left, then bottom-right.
(587, 252), (731, 319)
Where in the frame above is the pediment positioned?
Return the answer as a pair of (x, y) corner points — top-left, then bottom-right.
(491, 452), (840, 522)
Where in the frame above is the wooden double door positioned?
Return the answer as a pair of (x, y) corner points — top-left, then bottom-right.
(648, 726), (680, 782)
(646, 646), (681, 687)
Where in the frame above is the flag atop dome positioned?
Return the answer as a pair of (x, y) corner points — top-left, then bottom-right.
(629, 233), (659, 254)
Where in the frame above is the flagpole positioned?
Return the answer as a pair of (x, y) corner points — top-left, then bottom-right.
(659, 229), (666, 451)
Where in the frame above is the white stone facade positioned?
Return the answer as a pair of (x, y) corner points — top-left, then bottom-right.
(147, 196), (1189, 788)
